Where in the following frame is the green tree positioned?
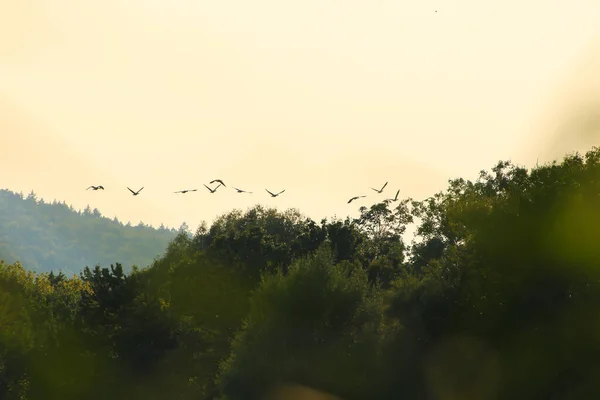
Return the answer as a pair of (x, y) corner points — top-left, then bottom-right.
(217, 244), (385, 400)
(353, 200), (413, 286)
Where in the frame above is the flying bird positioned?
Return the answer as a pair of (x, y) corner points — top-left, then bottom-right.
(348, 195), (366, 204)
(210, 179), (226, 187)
(371, 181), (388, 194)
(174, 189), (197, 194)
(204, 183), (222, 193)
(266, 189), (285, 197)
(127, 187), (144, 196)
(385, 190), (400, 202)
(87, 185), (104, 191)
(233, 187), (252, 193)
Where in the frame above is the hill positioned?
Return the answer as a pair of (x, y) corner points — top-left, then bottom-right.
(0, 188), (178, 274)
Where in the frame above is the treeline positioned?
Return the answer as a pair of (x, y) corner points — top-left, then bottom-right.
(3, 147), (600, 399)
(0, 189), (179, 274)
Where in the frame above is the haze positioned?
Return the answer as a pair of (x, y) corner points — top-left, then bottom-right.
(2, 0), (600, 231)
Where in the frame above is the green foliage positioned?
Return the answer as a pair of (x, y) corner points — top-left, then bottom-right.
(216, 244), (385, 400)
(3, 146), (600, 399)
(197, 206), (328, 279)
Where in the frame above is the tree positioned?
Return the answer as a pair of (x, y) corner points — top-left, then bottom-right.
(26, 190), (37, 203)
(323, 217), (364, 263)
(200, 206), (327, 279)
(178, 221), (191, 235)
(352, 200), (413, 285)
(217, 244), (385, 400)
(384, 147), (600, 399)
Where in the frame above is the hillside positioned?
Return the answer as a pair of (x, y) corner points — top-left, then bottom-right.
(0, 189), (178, 274)
(2, 147), (600, 399)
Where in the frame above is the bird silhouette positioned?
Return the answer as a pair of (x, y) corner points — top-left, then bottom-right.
(210, 179), (226, 187)
(348, 195), (366, 204)
(174, 189), (197, 194)
(233, 187), (252, 193)
(266, 189), (285, 197)
(127, 187), (144, 196)
(371, 181), (388, 194)
(204, 183), (222, 193)
(385, 190), (400, 202)
(87, 185), (104, 191)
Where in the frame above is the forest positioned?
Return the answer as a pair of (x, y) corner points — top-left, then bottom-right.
(2, 147), (600, 399)
(0, 189), (179, 275)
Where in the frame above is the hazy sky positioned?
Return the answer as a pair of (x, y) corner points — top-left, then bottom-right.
(2, 0), (600, 232)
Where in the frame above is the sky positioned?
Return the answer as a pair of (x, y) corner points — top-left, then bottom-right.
(1, 0), (600, 233)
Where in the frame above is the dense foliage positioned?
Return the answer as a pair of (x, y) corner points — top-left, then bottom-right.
(0, 189), (178, 274)
(3, 147), (600, 399)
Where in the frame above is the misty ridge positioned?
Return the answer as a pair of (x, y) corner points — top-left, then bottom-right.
(0, 188), (180, 275)
(3, 144), (600, 399)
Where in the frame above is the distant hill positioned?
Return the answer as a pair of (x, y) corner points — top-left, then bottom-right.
(0, 189), (179, 275)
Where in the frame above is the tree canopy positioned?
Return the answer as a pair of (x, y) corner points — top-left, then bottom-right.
(3, 146), (600, 399)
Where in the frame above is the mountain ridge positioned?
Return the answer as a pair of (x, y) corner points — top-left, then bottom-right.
(0, 188), (180, 274)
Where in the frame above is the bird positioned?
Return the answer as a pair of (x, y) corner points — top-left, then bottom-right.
(371, 181), (388, 194)
(233, 187), (252, 193)
(266, 189), (285, 197)
(385, 190), (400, 202)
(174, 189), (197, 194)
(127, 187), (144, 196)
(87, 185), (104, 191)
(210, 179), (226, 187)
(204, 183), (222, 193)
(348, 195), (366, 204)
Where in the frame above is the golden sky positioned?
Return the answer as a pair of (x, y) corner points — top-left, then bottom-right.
(1, 0), (600, 232)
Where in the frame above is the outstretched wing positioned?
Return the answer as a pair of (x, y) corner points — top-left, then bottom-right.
(380, 181), (388, 191)
(127, 187), (136, 194)
(276, 189), (285, 196)
(265, 189), (275, 196)
(211, 179), (226, 187)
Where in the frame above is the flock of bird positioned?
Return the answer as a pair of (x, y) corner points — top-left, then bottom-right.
(87, 180), (400, 204)
(347, 182), (400, 204)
